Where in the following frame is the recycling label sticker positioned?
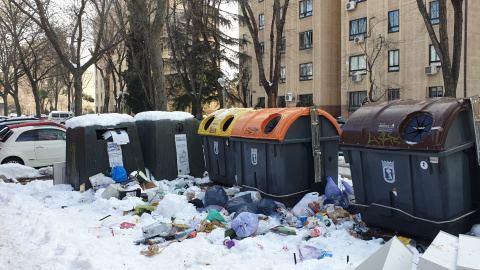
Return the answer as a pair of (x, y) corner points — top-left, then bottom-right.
(175, 134), (190, 174)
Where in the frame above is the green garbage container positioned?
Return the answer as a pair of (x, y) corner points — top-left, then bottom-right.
(230, 107), (341, 207)
(198, 108), (252, 186)
(340, 98), (479, 239)
(66, 114), (145, 191)
(135, 111), (205, 180)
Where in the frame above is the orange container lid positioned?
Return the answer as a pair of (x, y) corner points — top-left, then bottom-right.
(230, 107), (340, 141)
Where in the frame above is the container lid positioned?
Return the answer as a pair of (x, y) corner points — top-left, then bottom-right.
(340, 98), (471, 151)
(198, 108), (253, 137)
(229, 107), (340, 141)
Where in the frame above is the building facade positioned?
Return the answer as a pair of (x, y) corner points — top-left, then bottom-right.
(240, 0), (342, 117)
(241, 0), (480, 119)
(341, 0), (480, 118)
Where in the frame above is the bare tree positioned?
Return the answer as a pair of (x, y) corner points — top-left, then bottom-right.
(1, 1), (61, 117)
(11, 0), (126, 115)
(0, 16), (24, 116)
(239, 0), (289, 108)
(416, 0), (463, 97)
(120, 0), (167, 112)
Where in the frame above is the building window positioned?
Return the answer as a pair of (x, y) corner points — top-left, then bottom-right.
(352, 0), (367, 2)
(299, 0), (313, 18)
(349, 17), (367, 40)
(299, 62), (313, 81)
(349, 54), (367, 75)
(280, 67), (286, 83)
(256, 97), (265, 108)
(388, 50), (399, 72)
(299, 30), (313, 50)
(297, 94), (313, 106)
(349, 91), (367, 110)
(260, 42), (265, 58)
(388, 10), (399, 33)
(388, 89), (400, 101)
(430, 1), (439, 25)
(259, 14), (264, 30)
(430, 45), (441, 66)
(429, 86), (443, 97)
(279, 6), (283, 20)
(281, 37), (286, 54)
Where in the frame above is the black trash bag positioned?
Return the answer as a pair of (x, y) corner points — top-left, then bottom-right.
(255, 198), (278, 216)
(189, 199), (204, 209)
(225, 194), (253, 214)
(233, 203), (258, 219)
(203, 186), (229, 207)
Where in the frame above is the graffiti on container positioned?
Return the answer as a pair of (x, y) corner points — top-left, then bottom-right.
(367, 132), (401, 146)
(244, 126), (259, 135)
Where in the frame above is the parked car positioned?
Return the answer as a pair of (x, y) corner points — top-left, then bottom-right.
(0, 117), (41, 133)
(0, 121), (65, 140)
(0, 123), (66, 167)
(48, 111), (74, 123)
(59, 115), (74, 125)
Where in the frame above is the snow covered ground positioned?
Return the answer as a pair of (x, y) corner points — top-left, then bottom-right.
(0, 164), (390, 270)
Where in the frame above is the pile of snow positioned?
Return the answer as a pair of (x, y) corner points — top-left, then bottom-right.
(0, 164), (47, 180)
(66, 113), (135, 129)
(135, 111), (194, 121)
(0, 166), (386, 269)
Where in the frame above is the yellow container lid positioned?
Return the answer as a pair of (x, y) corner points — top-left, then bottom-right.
(198, 108), (252, 137)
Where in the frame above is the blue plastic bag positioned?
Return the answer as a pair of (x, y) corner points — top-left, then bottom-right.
(324, 176), (342, 199)
(112, 166), (127, 182)
(231, 212), (259, 238)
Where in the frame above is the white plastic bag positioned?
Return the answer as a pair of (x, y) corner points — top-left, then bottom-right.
(291, 192), (324, 217)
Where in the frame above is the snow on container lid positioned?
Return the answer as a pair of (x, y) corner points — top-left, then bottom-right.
(230, 107), (340, 141)
(134, 111), (194, 121)
(198, 108), (252, 137)
(66, 113), (135, 129)
(339, 98), (472, 151)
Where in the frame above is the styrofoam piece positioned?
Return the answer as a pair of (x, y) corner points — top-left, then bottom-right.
(457, 234), (480, 270)
(53, 161), (66, 185)
(417, 231), (458, 270)
(355, 236), (413, 270)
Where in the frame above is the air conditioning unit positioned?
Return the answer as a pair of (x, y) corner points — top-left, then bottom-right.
(425, 65), (438, 75)
(354, 36), (365, 44)
(352, 73), (363, 83)
(285, 93), (293, 102)
(345, 1), (357, 11)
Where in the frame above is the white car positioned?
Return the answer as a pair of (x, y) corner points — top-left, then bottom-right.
(0, 125), (66, 167)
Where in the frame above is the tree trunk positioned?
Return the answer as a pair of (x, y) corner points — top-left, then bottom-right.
(103, 72), (111, 113)
(268, 90), (277, 108)
(151, 0), (167, 111)
(2, 94), (7, 116)
(73, 71), (84, 115)
(31, 83), (42, 117)
(416, 0), (463, 97)
(192, 98), (202, 119)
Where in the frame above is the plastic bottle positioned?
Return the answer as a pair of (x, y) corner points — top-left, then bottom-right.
(175, 228), (195, 240)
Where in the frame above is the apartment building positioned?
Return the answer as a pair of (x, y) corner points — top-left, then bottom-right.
(341, 0), (480, 118)
(240, 0), (342, 117)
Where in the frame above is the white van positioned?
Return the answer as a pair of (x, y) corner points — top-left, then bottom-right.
(48, 111), (74, 123)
